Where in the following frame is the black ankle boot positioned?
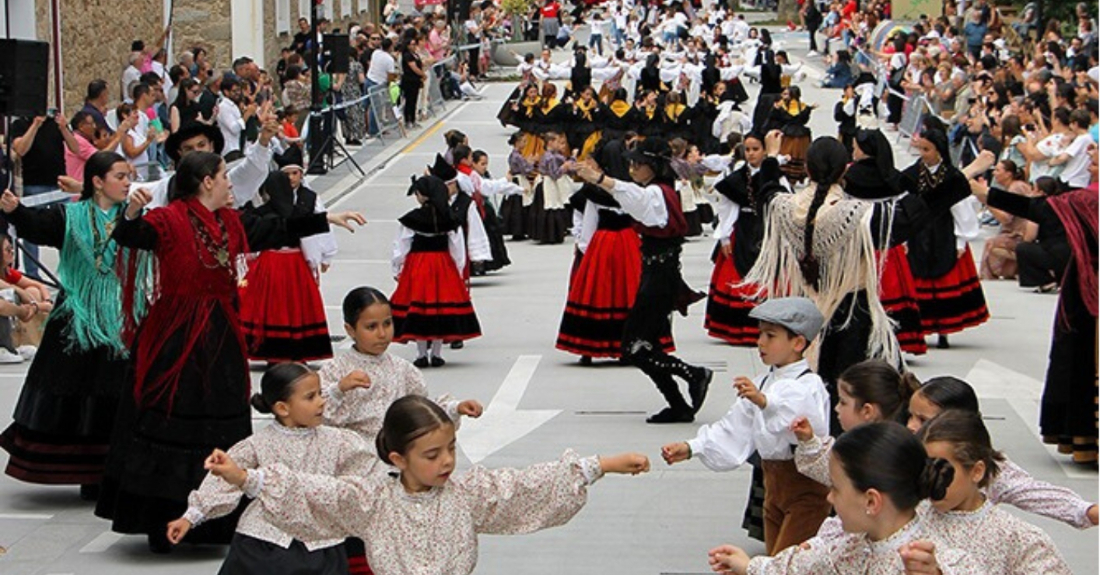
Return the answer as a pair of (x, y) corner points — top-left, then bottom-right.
(645, 407), (694, 424)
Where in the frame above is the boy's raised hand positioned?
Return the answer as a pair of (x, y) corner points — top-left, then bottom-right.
(660, 441), (691, 465)
(599, 452), (650, 475)
(790, 416), (815, 442)
(734, 376), (766, 409)
(457, 399), (484, 418)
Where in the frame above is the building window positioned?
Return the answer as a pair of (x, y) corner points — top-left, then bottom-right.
(341, 0), (351, 18)
(277, 0), (290, 33)
(298, 0), (309, 19)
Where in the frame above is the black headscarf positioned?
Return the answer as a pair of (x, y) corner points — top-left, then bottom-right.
(846, 128), (903, 198)
(400, 175), (460, 234)
(921, 128), (953, 167)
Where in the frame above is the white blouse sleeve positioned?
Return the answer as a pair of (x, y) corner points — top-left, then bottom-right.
(228, 141), (275, 207)
(794, 435), (834, 486)
(392, 224), (415, 278)
(183, 438), (260, 526)
(253, 462), (386, 541)
(576, 202), (600, 253)
(448, 228), (467, 274)
(685, 401), (755, 471)
(299, 194), (338, 271)
(712, 195), (740, 244)
(458, 450), (602, 535)
(611, 180), (668, 228)
(480, 177), (524, 198)
(986, 457), (1095, 529)
(950, 195), (981, 250)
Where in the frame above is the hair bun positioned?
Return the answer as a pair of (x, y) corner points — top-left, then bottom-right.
(921, 457), (955, 501)
(250, 393), (272, 414)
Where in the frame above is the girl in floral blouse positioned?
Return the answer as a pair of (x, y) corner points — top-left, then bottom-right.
(917, 410), (1072, 574)
(320, 286), (484, 442)
(793, 374), (1099, 529)
(202, 394), (651, 575)
(165, 363), (373, 574)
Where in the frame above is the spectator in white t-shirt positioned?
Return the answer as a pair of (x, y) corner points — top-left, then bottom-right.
(1050, 109), (1094, 189)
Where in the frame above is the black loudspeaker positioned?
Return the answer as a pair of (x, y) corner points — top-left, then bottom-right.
(323, 34), (350, 74)
(0, 40), (49, 117)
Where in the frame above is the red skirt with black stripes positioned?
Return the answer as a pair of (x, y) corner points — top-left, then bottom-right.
(239, 249), (333, 362)
(556, 227), (674, 358)
(391, 251), (482, 343)
(704, 236), (760, 347)
(912, 246), (990, 335)
(878, 245), (927, 355)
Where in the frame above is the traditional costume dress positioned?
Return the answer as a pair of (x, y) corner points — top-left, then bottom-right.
(96, 194), (332, 549)
(390, 177), (481, 347)
(569, 97), (605, 161)
(705, 158), (782, 347)
(239, 152), (337, 362)
(455, 163), (513, 274)
(529, 149), (576, 245)
(501, 149), (537, 240)
(555, 183), (674, 360)
(901, 138), (990, 340)
(844, 130), (927, 355)
(987, 184), (1098, 463)
(0, 199), (147, 491)
(181, 424), (374, 575)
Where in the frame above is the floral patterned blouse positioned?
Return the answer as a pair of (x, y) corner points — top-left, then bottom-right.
(245, 450), (604, 575)
(319, 347), (461, 441)
(795, 436), (1096, 529)
(182, 423), (373, 550)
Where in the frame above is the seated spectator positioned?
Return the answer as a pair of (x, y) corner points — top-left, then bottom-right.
(979, 160), (1039, 280)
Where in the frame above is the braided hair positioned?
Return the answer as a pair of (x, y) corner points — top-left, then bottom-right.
(800, 138), (850, 288)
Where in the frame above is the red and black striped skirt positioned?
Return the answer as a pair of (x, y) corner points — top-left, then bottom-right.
(704, 237), (760, 346)
(556, 227), (673, 358)
(912, 246), (990, 335)
(239, 249), (333, 362)
(392, 250), (482, 343)
(878, 245), (927, 355)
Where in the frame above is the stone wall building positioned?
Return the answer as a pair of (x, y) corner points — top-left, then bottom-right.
(2, 0), (372, 115)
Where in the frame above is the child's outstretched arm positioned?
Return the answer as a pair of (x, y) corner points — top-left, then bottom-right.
(791, 416), (834, 486)
(666, 389), (755, 471)
(167, 443), (260, 544)
(461, 450), (648, 536)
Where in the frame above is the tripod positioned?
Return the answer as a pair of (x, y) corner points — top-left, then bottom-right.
(306, 100), (367, 177)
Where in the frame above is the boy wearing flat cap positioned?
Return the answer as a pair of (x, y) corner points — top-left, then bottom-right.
(661, 296), (832, 555)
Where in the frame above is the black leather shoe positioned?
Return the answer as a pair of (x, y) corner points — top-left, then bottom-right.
(936, 335), (950, 349)
(451, 341), (464, 350)
(645, 407), (694, 424)
(413, 356), (430, 368)
(79, 483), (100, 501)
(579, 355), (593, 366)
(689, 367), (714, 413)
(430, 355), (446, 367)
(147, 532), (172, 554)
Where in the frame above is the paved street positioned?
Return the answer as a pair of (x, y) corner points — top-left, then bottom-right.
(1, 25), (1097, 574)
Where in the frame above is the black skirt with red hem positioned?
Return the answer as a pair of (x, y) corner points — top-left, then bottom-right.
(912, 246), (990, 335)
(878, 245), (927, 355)
(239, 250), (333, 362)
(557, 224), (673, 358)
(391, 247), (481, 343)
(704, 238), (760, 347)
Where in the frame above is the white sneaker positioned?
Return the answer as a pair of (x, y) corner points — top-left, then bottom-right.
(807, 50), (819, 57)
(16, 345), (36, 360)
(0, 349), (24, 364)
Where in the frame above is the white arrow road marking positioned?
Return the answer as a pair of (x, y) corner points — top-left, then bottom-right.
(457, 355), (561, 465)
(965, 359), (1093, 479)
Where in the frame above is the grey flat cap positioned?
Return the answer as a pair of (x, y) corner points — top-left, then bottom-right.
(749, 297), (825, 341)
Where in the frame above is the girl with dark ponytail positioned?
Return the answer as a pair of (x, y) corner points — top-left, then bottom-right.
(708, 422), (973, 574)
(200, 392), (652, 575)
(918, 411), (1073, 574)
(743, 132), (973, 436)
(165, 362), (373, 573)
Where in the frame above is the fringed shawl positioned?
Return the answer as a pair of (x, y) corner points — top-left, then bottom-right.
(1048, 184), (1098, 326)
(55, 200), (149, 357)
(742, 183), (900, 366)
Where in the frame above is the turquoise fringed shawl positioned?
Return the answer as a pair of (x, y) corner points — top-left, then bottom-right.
(53, 200), (148, 357)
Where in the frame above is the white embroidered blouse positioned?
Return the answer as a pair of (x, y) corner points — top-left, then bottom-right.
(182, 423), (373, 550)
(245, 450), (604, 575)
(319, 348), (462, 442)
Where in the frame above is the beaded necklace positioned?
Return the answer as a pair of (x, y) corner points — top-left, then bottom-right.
(918, 162), (947, 195)
(187, 210), (231, 270)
